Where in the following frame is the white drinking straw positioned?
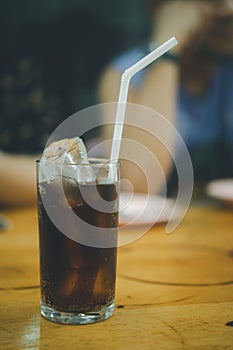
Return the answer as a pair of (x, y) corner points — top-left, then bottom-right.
(110, 37), (178, 163)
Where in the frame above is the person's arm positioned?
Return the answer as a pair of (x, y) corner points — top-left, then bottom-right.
(0, 152), (39, 206)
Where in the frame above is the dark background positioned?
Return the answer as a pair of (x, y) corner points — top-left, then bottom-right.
(0, 0), (150, 112)
(0, 0), (151, 153)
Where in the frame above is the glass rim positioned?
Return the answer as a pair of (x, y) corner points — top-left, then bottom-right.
(36, 157), (120, 167)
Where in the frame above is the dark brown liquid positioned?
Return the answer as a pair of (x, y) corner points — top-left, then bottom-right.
(38, 179), (118, 313)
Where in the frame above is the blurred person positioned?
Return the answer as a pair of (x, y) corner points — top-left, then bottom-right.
(98, 0), (233, 195)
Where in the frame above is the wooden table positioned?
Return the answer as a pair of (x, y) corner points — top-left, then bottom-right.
(1, 199), (233, 349)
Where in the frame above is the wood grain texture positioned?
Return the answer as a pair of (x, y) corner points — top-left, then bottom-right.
(0, 202), (233, 349)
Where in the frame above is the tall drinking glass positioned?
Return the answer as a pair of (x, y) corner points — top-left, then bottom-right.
(37, 158), (119, 325)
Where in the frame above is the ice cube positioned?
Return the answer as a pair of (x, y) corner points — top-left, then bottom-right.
(39, 137), (95, 184)
(78, 166), (96, 184)
(92, 261), (115, 303)
(41, 137), (88, 164)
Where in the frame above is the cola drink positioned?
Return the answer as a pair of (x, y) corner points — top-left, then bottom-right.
(37, 156), (119, 325)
